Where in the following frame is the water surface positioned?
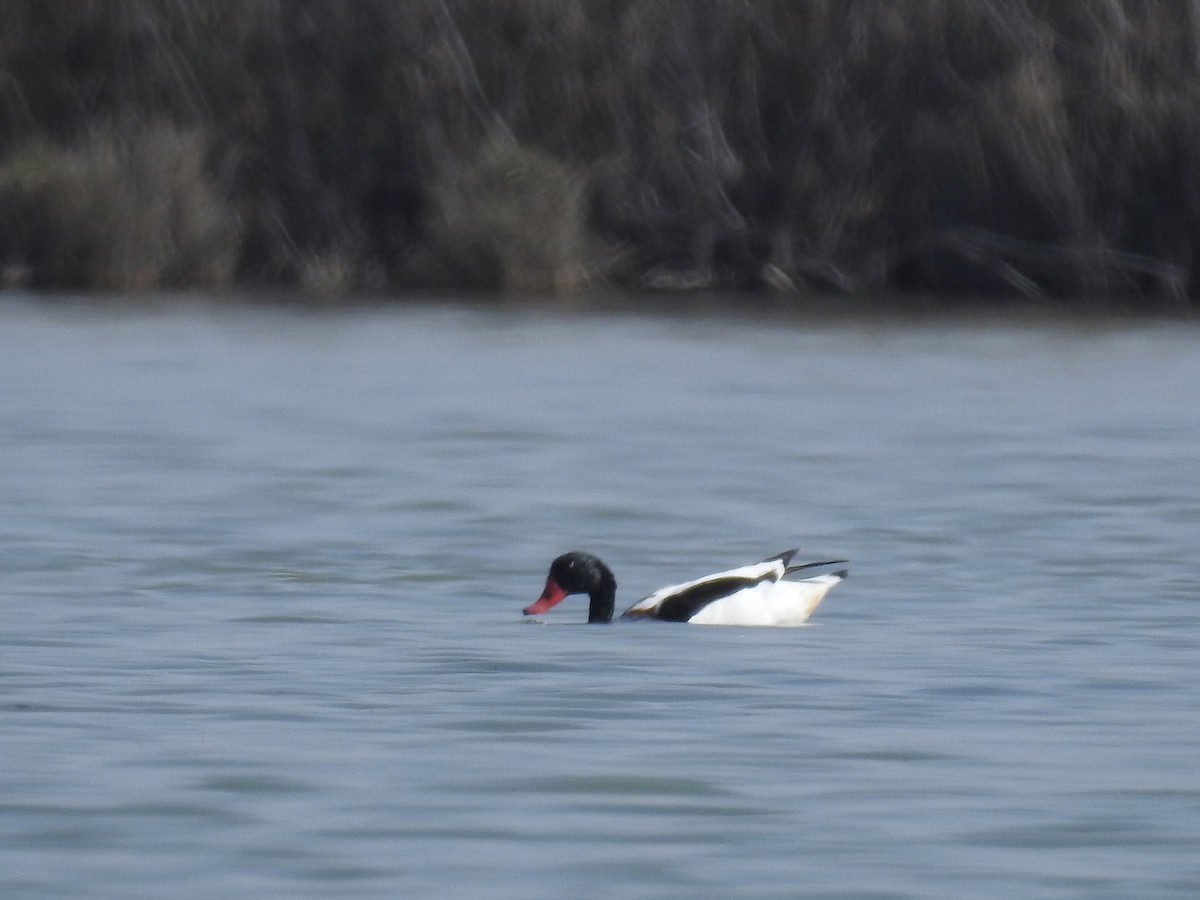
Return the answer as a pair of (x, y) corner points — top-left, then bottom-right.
(2, 297), (1198, 898)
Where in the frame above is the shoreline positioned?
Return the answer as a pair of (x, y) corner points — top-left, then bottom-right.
(4, 286), (1196, 329)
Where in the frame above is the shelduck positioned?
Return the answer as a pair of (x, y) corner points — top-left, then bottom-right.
(524, 549), (846, 626)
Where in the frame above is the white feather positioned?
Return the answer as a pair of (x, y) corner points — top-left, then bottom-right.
(685, 573), (844, 626)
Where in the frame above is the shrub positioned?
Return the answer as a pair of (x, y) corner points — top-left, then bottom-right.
(0, 124), (239, 290)
(433, 139), (588, 294)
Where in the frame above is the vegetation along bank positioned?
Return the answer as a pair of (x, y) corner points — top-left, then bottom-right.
(1, 1), (1198, 310)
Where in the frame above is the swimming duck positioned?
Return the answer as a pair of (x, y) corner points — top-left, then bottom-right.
(524, 549), (846, 625)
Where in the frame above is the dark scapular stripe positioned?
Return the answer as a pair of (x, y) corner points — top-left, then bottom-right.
(651, 574), (771, 622)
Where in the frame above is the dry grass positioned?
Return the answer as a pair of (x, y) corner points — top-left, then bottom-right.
(0, 125), (238, 290)
(434, 139), (587, 294)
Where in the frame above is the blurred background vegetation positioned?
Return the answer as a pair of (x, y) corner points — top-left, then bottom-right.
(1, 0), (1198, 308)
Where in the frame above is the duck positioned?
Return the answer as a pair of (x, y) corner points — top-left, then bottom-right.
(523, 549), (847, 626)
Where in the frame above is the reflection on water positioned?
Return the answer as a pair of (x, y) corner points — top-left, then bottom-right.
(1, 297), (1198, 898)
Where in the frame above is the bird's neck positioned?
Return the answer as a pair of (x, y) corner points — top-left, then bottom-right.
(587, 570), (617, 623)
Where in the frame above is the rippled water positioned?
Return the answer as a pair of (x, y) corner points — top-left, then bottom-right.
(2, 297), (1198, 898)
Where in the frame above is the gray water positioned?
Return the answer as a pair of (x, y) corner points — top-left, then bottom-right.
(1, 296), (1197, 899)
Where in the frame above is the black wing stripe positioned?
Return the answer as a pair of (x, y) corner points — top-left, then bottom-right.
(654, 574), (774, 622)
(783, 559), (848, 576)
(762, 549), (799, 567)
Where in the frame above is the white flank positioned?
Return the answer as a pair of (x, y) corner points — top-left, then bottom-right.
(685, 573), (844, 626)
